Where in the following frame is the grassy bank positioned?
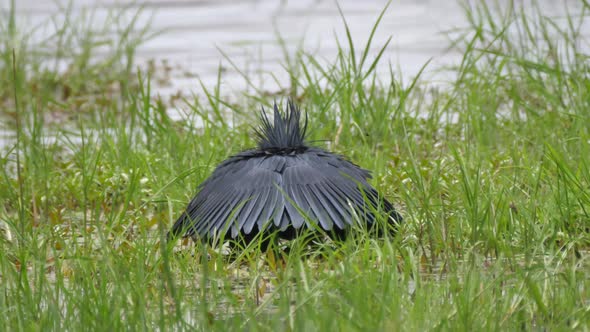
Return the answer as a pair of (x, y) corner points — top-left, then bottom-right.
(1, 1), (589, 331)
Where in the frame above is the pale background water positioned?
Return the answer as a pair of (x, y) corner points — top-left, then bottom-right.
(8, 0), (589, 100)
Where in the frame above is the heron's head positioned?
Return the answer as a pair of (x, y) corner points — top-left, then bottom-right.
(255, 100), (309, 153)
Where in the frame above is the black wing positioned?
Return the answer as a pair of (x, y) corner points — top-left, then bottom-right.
(169, 148), (400, 240)
(169, 151), (282, 240)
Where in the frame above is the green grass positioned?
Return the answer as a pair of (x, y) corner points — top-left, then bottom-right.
(1, 1), (589, 331)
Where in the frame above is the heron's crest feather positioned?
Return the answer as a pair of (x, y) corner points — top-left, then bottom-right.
(255, 100), (308, 150)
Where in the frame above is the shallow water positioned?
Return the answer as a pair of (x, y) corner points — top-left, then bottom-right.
(9, 0), (589, 96)
(2, 0), (589, 146)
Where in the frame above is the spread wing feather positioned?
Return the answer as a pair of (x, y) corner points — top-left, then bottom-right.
(311, 183), (349, 229)
(243, 186), (270, 234)
(170, 148), (399, 241)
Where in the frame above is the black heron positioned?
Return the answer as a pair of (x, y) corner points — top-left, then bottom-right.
(169, 101), (402, 245)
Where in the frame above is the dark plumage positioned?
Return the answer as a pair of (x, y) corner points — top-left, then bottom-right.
(169, 100), (402, 245)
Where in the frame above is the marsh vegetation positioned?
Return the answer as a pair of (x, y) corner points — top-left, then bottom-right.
(1, 1), (589, 331)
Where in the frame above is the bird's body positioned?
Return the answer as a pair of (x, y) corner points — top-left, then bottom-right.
(169, 101), (401, 244)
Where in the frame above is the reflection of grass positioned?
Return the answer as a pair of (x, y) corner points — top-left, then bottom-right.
(1, 1), (589, 330)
